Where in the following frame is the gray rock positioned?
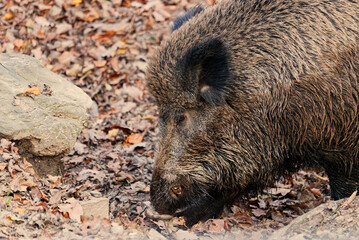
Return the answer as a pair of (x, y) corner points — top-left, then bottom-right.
(269, 196), (359, 240)
(0, 53), (92, 176)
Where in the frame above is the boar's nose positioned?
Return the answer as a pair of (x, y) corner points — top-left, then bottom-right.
(169, 185), (183, 200)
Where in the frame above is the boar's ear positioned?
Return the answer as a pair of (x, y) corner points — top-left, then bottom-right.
(172, 5), (204, 32)
(184, 38), (230, 105)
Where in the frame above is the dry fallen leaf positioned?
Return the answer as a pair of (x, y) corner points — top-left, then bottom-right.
(47, 175), (62, 185)
(48, 190), (63, 205)
(13, 39), (25, 50)
(2, 12), (14, 20)
(121, 0), (131, 7)
(0, 163), (8, 171)
(10, 177), (29, 192)
(153, 12), (165, 22)
(193, 219), (230, 233)
(58, 51), (73, 65)
(252, 208), (268, 217)
(22, 158), (37, 177)
(232, 210), (254, 225)
(271, 211), (287, 223)
(340, 190), (358, 209)
(0, 138), (12, 149)
(31, 186), (49, 202)
(12, 207), (27, 214)
(116, 171), (135, 182)
(123, 133), (143, 145)
(82, 8), (100, 22)
(309, 187), (322, 197)
(21, 87), (42, 97)
(66, 63), (82, 76)
(93, 60), (107, 68)
(268, 187), (291, 196)
(140, 186), (150, 193)
(94, 31), (116, 44)
(145, 15), (156, 30)
(58, 198), (83, 222)
(120, 85), (143, 101)
(72, 0), (82, 6)
(116, 39), (127, 55)
(116, 48), (127, 55)
(19, 178), (38, 188)
(106, 128), (119, 141)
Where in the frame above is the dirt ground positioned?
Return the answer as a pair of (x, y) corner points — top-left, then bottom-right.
(0, 0), (358, 239)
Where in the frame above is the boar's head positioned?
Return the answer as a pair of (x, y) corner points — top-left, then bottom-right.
(146, 34), (270, 226)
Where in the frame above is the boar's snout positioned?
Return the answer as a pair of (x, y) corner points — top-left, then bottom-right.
(150, 170), (189, 214)
(169, 184), (183, 199)
(150, 167), (227, 226)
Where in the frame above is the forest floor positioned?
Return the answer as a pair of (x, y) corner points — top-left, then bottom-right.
(0, 0), (358, 239)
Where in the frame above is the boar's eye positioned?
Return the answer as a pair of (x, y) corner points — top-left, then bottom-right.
(175, 114), (187, 125)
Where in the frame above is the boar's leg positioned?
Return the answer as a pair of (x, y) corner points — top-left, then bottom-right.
(324, 163), (359, 200)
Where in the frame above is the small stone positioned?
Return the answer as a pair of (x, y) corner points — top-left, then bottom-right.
(90, 191), (102, 198)
(80, 197), (109, 219)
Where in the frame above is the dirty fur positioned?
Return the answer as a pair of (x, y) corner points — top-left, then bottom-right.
(146, 0), (359, 226)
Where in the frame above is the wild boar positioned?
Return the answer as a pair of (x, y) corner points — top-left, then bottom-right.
(146, 0), (359, 226)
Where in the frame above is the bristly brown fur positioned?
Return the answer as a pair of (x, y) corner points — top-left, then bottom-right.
(146, 0), (359, 226)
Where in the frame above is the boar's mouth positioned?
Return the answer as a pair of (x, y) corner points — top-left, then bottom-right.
(151, 183), (225, 226)
(172, 192), (227, 227)
(151, 171), (232, 226)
